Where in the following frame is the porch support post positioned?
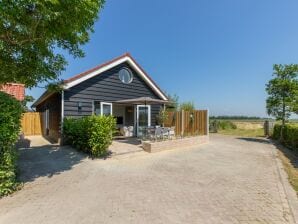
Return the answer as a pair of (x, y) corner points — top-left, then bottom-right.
(60, 90), (64, 145)
(181, 110), (185, 137)
(163, 104), (166, 127)
(206, 109), (209, 136)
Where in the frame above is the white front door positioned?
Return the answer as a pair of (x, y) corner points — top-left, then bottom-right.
(136, 105), (151, 137)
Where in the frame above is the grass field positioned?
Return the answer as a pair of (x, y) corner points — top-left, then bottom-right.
(210, 119), (265, 137)
(218, 128), (264, 137)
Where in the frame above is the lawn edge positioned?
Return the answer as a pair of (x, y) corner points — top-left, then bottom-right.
(270, 140), (298, 223)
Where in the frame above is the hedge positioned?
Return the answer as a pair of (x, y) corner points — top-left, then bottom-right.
(63, 115), (116, 157)
(209, 120), (237, 132)
(272, 124), (298, 151)
(0, 92), (24, 196)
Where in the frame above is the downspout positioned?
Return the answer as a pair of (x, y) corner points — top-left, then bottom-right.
(60, 90), (64, 145)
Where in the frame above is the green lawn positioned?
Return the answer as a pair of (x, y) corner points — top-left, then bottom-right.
(218, 128), (265, 137)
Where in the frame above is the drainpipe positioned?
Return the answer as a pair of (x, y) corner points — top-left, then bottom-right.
(60, 90), (64, 145)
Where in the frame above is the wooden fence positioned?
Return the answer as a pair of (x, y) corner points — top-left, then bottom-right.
(164, 110), (208, 136)
(21, 112), (42, 136)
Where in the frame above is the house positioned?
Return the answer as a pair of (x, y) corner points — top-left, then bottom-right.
(32, 53), (168, 143)
(0, 83), (25, 101)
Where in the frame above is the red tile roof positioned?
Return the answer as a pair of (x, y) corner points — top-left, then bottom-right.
(0, 83), (25, 101)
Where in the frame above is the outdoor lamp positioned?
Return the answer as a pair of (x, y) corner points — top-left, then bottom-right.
(78, 102), (82, 111)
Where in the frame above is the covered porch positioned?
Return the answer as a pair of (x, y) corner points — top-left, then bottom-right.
(94, 97), (168, 137)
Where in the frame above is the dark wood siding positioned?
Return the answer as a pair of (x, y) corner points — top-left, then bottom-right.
(64, 62), (163, 125)
(36, 93), (61, 143)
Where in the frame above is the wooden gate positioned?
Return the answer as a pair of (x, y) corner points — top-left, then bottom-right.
(21, 112), (42, 136)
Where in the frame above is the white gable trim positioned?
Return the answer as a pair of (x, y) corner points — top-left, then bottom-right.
(64, 56), (168, 100)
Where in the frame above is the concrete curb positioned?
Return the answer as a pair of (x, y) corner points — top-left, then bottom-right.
(270, 141), (298, 223)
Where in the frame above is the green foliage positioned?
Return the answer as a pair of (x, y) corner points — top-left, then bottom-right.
(217, 120), (237, 130)
(0, 0), (105, 87)
(209, 115), (270, 120)
(180, 101), (195, 111)
(156, 109), (169, 126)
(266, 64), (298, 124)
(46, 81), (65, 93)
(273, 124), (298, 151)
(0, 92), (24, 196)
(166, 93), (179, 111)
(63, 115), (116, 157)
(209, 119), (237, 132)
(22, 95), (35, 111)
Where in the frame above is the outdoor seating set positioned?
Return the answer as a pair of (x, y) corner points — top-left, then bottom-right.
(120, 126), (134, 137)
(144, 126), (175, 141)
(119, 125), (175, 140)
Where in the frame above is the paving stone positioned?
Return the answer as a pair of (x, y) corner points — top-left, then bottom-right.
(0, 135), (297, 223)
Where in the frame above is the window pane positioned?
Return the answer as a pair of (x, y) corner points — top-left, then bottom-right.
(94, 102), (101, 115)
(138, 107), (148, 126)
(102, 104), (111, 115)
(118, 68), (133, 84)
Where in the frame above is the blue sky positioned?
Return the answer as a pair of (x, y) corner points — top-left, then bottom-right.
(27, 0), (298, 117)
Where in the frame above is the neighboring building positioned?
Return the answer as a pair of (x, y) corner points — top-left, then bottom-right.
(32, 53), (168, 143)
(0, 83), (25, 101)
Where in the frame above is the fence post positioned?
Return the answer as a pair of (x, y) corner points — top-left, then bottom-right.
(264, 120), (274, 137)
(181, 110), (184, 137)
(207, 109), (209, 136)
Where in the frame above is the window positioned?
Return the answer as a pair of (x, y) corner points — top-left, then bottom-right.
(102, 102), (112, 116)
(94, 101), (112, 116)
(118, 68), (133, 84)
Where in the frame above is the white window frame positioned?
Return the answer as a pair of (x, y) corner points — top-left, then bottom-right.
(93, 101), (113, 116)
(136, 105), (151, 126)
(101, 102), (113, 116)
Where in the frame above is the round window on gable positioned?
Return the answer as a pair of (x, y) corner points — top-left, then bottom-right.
(118, 68), (133, 84)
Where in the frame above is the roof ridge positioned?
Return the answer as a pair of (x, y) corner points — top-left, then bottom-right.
(64, 53), (131, 84)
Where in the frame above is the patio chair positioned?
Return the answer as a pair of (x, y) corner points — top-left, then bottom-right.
(162, 127), (170, 139)
(122, 126), (134, 137)
(146, 127), (155, 141)
(169, 126), (175, 139)
(127, 126), (134, 137)
(160, 127), (175, 140)
(154, 127), (164, 141)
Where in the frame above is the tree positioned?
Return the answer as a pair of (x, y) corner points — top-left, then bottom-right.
(22, 95), (35, 111)
(0, 0), (105, 87)
(266, 64), (298, 139)
(180, 101), (195, 111)
(166, 93), (179, 111)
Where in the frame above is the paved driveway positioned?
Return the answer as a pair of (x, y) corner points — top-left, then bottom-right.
(0, 135), (297, 224)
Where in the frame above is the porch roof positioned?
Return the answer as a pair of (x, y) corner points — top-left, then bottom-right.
(113, 97), (169, 105)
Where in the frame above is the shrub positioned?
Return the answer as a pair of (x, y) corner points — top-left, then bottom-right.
(156, 109), (169, 126)
(63, 115), (116, 157)
(218, 120), (237, 130)
(179, 101), (195, 112)
(0, 92), (24, 196)
(209, 119), (237, 132)
(272, 124), (298, 151)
